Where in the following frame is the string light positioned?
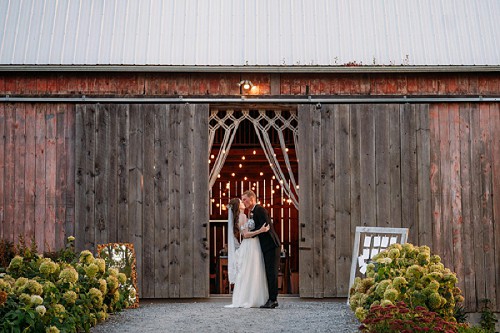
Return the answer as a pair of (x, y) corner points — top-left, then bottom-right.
(244, 177), (247, 181)
(253, 150), (256, 155)
(211, 154), (215, 159)
(231, 173), (235, 177)
(259, 172), (264, 176)
(239, 164), (242, 168)
(241, 156), (245, 160)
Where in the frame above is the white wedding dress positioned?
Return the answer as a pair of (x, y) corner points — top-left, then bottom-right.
(225, 220), (269, 308)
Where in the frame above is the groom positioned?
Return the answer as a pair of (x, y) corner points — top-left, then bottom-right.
(241, 190), (281, 309)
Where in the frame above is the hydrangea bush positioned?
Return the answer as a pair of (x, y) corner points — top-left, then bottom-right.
(349, 243), (464, 322)
(0, 237), (136, 333)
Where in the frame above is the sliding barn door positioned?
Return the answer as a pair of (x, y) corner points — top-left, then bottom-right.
(75, 104), (209, 298)
(298, 104), (431, 298)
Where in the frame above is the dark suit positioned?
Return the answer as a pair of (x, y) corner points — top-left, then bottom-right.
(251, 204), (281, 302)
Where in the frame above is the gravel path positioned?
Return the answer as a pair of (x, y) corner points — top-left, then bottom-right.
(90, 297), (360, 333)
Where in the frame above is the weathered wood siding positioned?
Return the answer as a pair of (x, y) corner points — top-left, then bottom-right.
(0, 103), (75, 251)
(74, 104), (209, 298)
(298, 103), (499, 312)
(1, 100), (499, 310)
(299, 104), (427, 298)
(430, 103), (500, 312)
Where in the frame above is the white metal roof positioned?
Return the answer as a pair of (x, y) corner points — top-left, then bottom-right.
(1, 0), (499, 71)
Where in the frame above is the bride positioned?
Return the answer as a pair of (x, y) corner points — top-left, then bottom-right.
(225, 198), (269, 308)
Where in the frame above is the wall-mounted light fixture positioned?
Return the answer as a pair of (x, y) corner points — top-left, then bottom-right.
(238, 80), (254, 93)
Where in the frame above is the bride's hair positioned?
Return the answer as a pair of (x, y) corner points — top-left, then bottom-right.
(228, 198), (241, 240)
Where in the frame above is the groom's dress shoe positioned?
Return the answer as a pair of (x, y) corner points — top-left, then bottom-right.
(260, 300), (278, 309)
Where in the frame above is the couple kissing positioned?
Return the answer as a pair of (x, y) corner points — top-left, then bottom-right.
(224, 190), (281, 309)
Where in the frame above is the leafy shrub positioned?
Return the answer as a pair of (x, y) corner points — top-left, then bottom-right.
(479, 299), (498, 333)
(349, 243), (464, 321)
(0, 239), (15, 270)
(0, 236), (136, 333)
(358, 301), (468, 333)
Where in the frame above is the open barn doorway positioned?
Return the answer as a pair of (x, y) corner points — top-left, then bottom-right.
(208, 106), (299, 295)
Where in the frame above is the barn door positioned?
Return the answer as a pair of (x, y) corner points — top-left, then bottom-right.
(75, 104), (209, 298)
(298, 103), (431, 298)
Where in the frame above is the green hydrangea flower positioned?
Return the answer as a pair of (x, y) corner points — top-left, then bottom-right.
(430, 254), (441, 264)
(95, 258), (106, 273)
(0, 279), (12, 293)
(112, 290), (120, 303)
(374, 280), (391, 297)
(429, 292), (445, 309)
(406, 264), (423, 279)
(96, 311), (108, 322)
(383, 288), (399, 301)
(25, 280), (43, 295)
(107, 275), (119, 293)
(8, 256), (24, 271)
(63, 291), (77, 304)
(392, 276), (407, 289)
(59, 267), (79, 284)
(36, 305), (46, 316)
(53, 304), (66, 318)
(355, 307), (368, 321)
(417, 251), (431, 265)
(89, 287), (104, 307)
(19, 293), (31, 305)
(388, 248), (400, 259)
(46, 326), (60, 333)
(98, 278), (108, 295)
(30, 295), (44, 306)
(84, 263), (100, 279)
(79, 250), (94, 265)
(14, 277), (28, 290)
(39, 259), (58, 275)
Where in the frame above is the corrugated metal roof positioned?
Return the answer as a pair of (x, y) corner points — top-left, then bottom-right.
(0, 0), (499, 70)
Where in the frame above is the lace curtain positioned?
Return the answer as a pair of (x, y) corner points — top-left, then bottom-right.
(208, 109), (299, 209)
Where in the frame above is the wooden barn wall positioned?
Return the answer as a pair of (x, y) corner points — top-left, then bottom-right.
(0, 71), (499, 308)
(298, 103), (499, 312)
(0, 103), (75, 252)
(1, 72), (499, 97)
(429, 103), (500, 312)
(74, 104), (209, 298)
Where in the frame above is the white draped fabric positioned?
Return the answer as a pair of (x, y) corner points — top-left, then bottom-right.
(208, 110), (242, 189)
(208, 109), (299, 209)
(251, 110), (299, 209)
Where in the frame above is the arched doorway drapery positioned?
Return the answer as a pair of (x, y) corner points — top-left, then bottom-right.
(208, 109), (299, 208)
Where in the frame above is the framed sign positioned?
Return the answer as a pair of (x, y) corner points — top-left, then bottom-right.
(97, 243), (139, 308)
(347, 226), (409, 304)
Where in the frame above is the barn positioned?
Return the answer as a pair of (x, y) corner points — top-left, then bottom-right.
(0, 0), (499, 313)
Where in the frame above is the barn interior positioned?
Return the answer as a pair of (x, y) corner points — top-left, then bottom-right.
(208, 108), (299, 294)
